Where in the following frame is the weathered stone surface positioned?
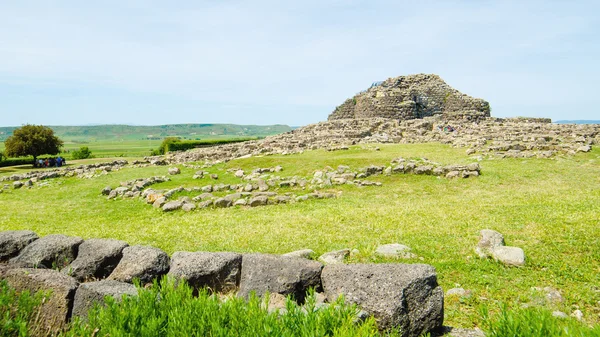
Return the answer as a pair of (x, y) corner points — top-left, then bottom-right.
(162, 200), (183, 212)
(475, 229), (505, 258)
(282, 249), (316, 259)
(238, 254), (323, 303)
(72, 280), (137, 319)
(0, 230), (39, 261)
(249, 195), (268, 207)
(375, 243), (416, 259)
(318, 249), (350, 264)
(491, 246), (525, 266)
(63, 238), (128, 281)
(182, 203), (196, 212)
(168, 167), (181, 175)
(3, 268), (79, 332)
(328, 74), (490, 121)
(107, 246), (170, 284)
(10, 234), (83, 269)
(321, 263), (443, 336)
(214, 198), (233, 208)
(168, 251), (242, 293)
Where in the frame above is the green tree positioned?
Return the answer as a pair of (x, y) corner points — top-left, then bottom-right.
(71, 146), (92, 159)
(4, 125), (63, 165)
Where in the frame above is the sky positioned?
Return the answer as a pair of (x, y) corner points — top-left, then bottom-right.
(1, 1), (598, 127)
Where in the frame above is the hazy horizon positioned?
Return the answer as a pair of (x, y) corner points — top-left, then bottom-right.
(1, 1), (598, 126)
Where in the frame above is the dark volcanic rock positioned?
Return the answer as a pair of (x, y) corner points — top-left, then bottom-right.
(168, 251), (242, 293)
(63, 238), (128, 281)
(72, 280), (138, 319)
(0, 230), (39, 261)
(321, 263), (443, 337)
(238, 253), (323, 303)
(3, 268), (79, 332)
(9, 234), (83, 269)
(107, 245), (170, 284)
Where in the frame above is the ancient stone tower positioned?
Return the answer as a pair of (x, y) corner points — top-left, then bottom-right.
(328, 74), (490, 121)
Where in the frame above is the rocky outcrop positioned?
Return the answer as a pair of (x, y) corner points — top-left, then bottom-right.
(63, 238), (128, 281)
(72, 280), (138, 319)
(328, 74), (490, 121)
(107, 245), (170, 284)
(167, 251), (242, 293)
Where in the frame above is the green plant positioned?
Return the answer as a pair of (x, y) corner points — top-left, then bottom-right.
(481, 304), (600, 337)
(71, 146), (92, 160)
(64, 278), (387, 337)
(0, 280), (47, 337)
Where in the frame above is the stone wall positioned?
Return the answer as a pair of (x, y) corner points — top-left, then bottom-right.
(328, 74), (490, 121)
(0, 230), (444, 337)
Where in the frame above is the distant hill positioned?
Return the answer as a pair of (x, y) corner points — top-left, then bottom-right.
(554, 120), (600, 124)
(0, 124), (292, 142)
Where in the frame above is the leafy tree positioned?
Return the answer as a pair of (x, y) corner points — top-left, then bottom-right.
(71, 146), (92, 160)
(4, 125), (63, 165)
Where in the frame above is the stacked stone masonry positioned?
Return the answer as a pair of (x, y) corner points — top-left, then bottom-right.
(328, 74), (490, 121)
(0, 230), (443, 337)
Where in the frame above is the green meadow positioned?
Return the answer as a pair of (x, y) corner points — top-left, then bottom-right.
(1, 143), (599, 332)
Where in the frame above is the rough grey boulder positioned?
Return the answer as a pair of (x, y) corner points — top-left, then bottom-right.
(238, 254), (323, 303)
(375, 243), (416, 259)
(474, 229), (505, 258)
(321, 263), (443, 336)
(63, 238), (128, 281)
(107, 245), (170, 284)
(214, 198), (233, 208)
(10, 234), (83, 269)
(168, 167), (181, 175)
(0, 230), (39, 261)
(318, 249), (350, 264)
(168, 251), (242, 293)
(249, 196), (268, 207)
(72, 280), (138, 319)
(491, 246), (525, 266)
(162, 200), (183, 212)
(3, 268), (79, 332)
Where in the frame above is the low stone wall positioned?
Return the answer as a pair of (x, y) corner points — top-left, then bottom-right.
(0, 230), (444, 337)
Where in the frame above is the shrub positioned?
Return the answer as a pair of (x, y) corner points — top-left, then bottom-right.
(70, 146), (92, 160)
(64, 278), (388, 337)
(0, 280), (47, 337)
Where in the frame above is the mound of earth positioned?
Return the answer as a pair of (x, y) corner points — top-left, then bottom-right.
(328, 74), (490, 121)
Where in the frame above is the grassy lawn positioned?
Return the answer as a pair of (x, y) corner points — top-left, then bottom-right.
(0, 143), (599, 329)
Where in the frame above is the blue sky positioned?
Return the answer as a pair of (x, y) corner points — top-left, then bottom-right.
(1, 1), (598, 127)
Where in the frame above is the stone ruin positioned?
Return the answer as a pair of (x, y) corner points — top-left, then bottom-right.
(0, 230), (444, 337)
(328, 74), (491, 122)
(155, 73), (597, 165)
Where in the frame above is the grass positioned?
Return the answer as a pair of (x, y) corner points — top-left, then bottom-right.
(63, 278), (386, 337)
(0, 280), (48, 337)
(481, 304), (600, 337)
(0, 143), (599, 330)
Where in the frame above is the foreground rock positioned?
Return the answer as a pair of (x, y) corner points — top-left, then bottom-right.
(168, 252), (242, 293)
(72, 280), (138, 319)
(3, 268), (79, 333)
(238, 254), (323, 303)
(107, 246), (170, 284)
(0, 230), (39, 261)
(321, 263), (443, 336)
(63, 238), (128, 281)
(10, 234), (83, 269)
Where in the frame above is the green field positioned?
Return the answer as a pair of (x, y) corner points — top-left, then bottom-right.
(1, 143), (599, 331)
